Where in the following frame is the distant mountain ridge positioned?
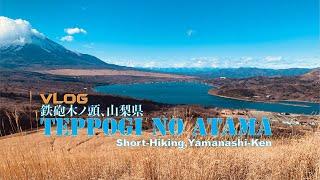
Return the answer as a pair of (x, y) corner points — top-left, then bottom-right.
(144, 67), (312, 79)
(0, 34), (125, 69)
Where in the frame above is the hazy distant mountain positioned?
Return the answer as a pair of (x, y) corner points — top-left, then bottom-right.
(0, 34), (125, 70)
(144, 67), (312, 79)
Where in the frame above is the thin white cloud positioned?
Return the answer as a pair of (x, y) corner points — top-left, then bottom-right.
(240, 56), (253, 63)
(64, 27), (87, 35)
(60, 27), (87, 42)
(264, 56), (282, 62)
(60, 35), (74, 42)
(0, 16), (44, 47)
(189, 57), (219, 68)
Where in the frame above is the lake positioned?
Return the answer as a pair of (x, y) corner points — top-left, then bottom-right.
(95, 82), (320, 115)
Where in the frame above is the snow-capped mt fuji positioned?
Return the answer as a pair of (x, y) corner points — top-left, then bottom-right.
(0, 16), (123, 69)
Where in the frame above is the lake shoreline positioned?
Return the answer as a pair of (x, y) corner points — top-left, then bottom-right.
(95, 81), (319, 115)
(207, 90), (314, 107)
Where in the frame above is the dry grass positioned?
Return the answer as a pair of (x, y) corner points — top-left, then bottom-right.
(0, 129), (319, 180)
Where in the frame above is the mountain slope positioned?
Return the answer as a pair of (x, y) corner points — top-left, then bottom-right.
(0, 35), (124, 69)
(300, 68), (320, 82)
(208, 68), (320, 103)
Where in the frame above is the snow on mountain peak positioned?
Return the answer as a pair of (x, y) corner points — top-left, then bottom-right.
(0, 16), (45, 47)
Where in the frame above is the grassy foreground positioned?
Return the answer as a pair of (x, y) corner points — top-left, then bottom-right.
(0, 130), (319, 180)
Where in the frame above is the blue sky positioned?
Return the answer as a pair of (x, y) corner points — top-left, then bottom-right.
(0, 0), (319, 68)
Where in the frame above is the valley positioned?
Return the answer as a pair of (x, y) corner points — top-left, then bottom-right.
(1, 3), (320, 179)
(0, 20), (319, 139)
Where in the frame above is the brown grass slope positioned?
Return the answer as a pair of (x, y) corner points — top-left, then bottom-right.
(0, 128), (319, 179)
